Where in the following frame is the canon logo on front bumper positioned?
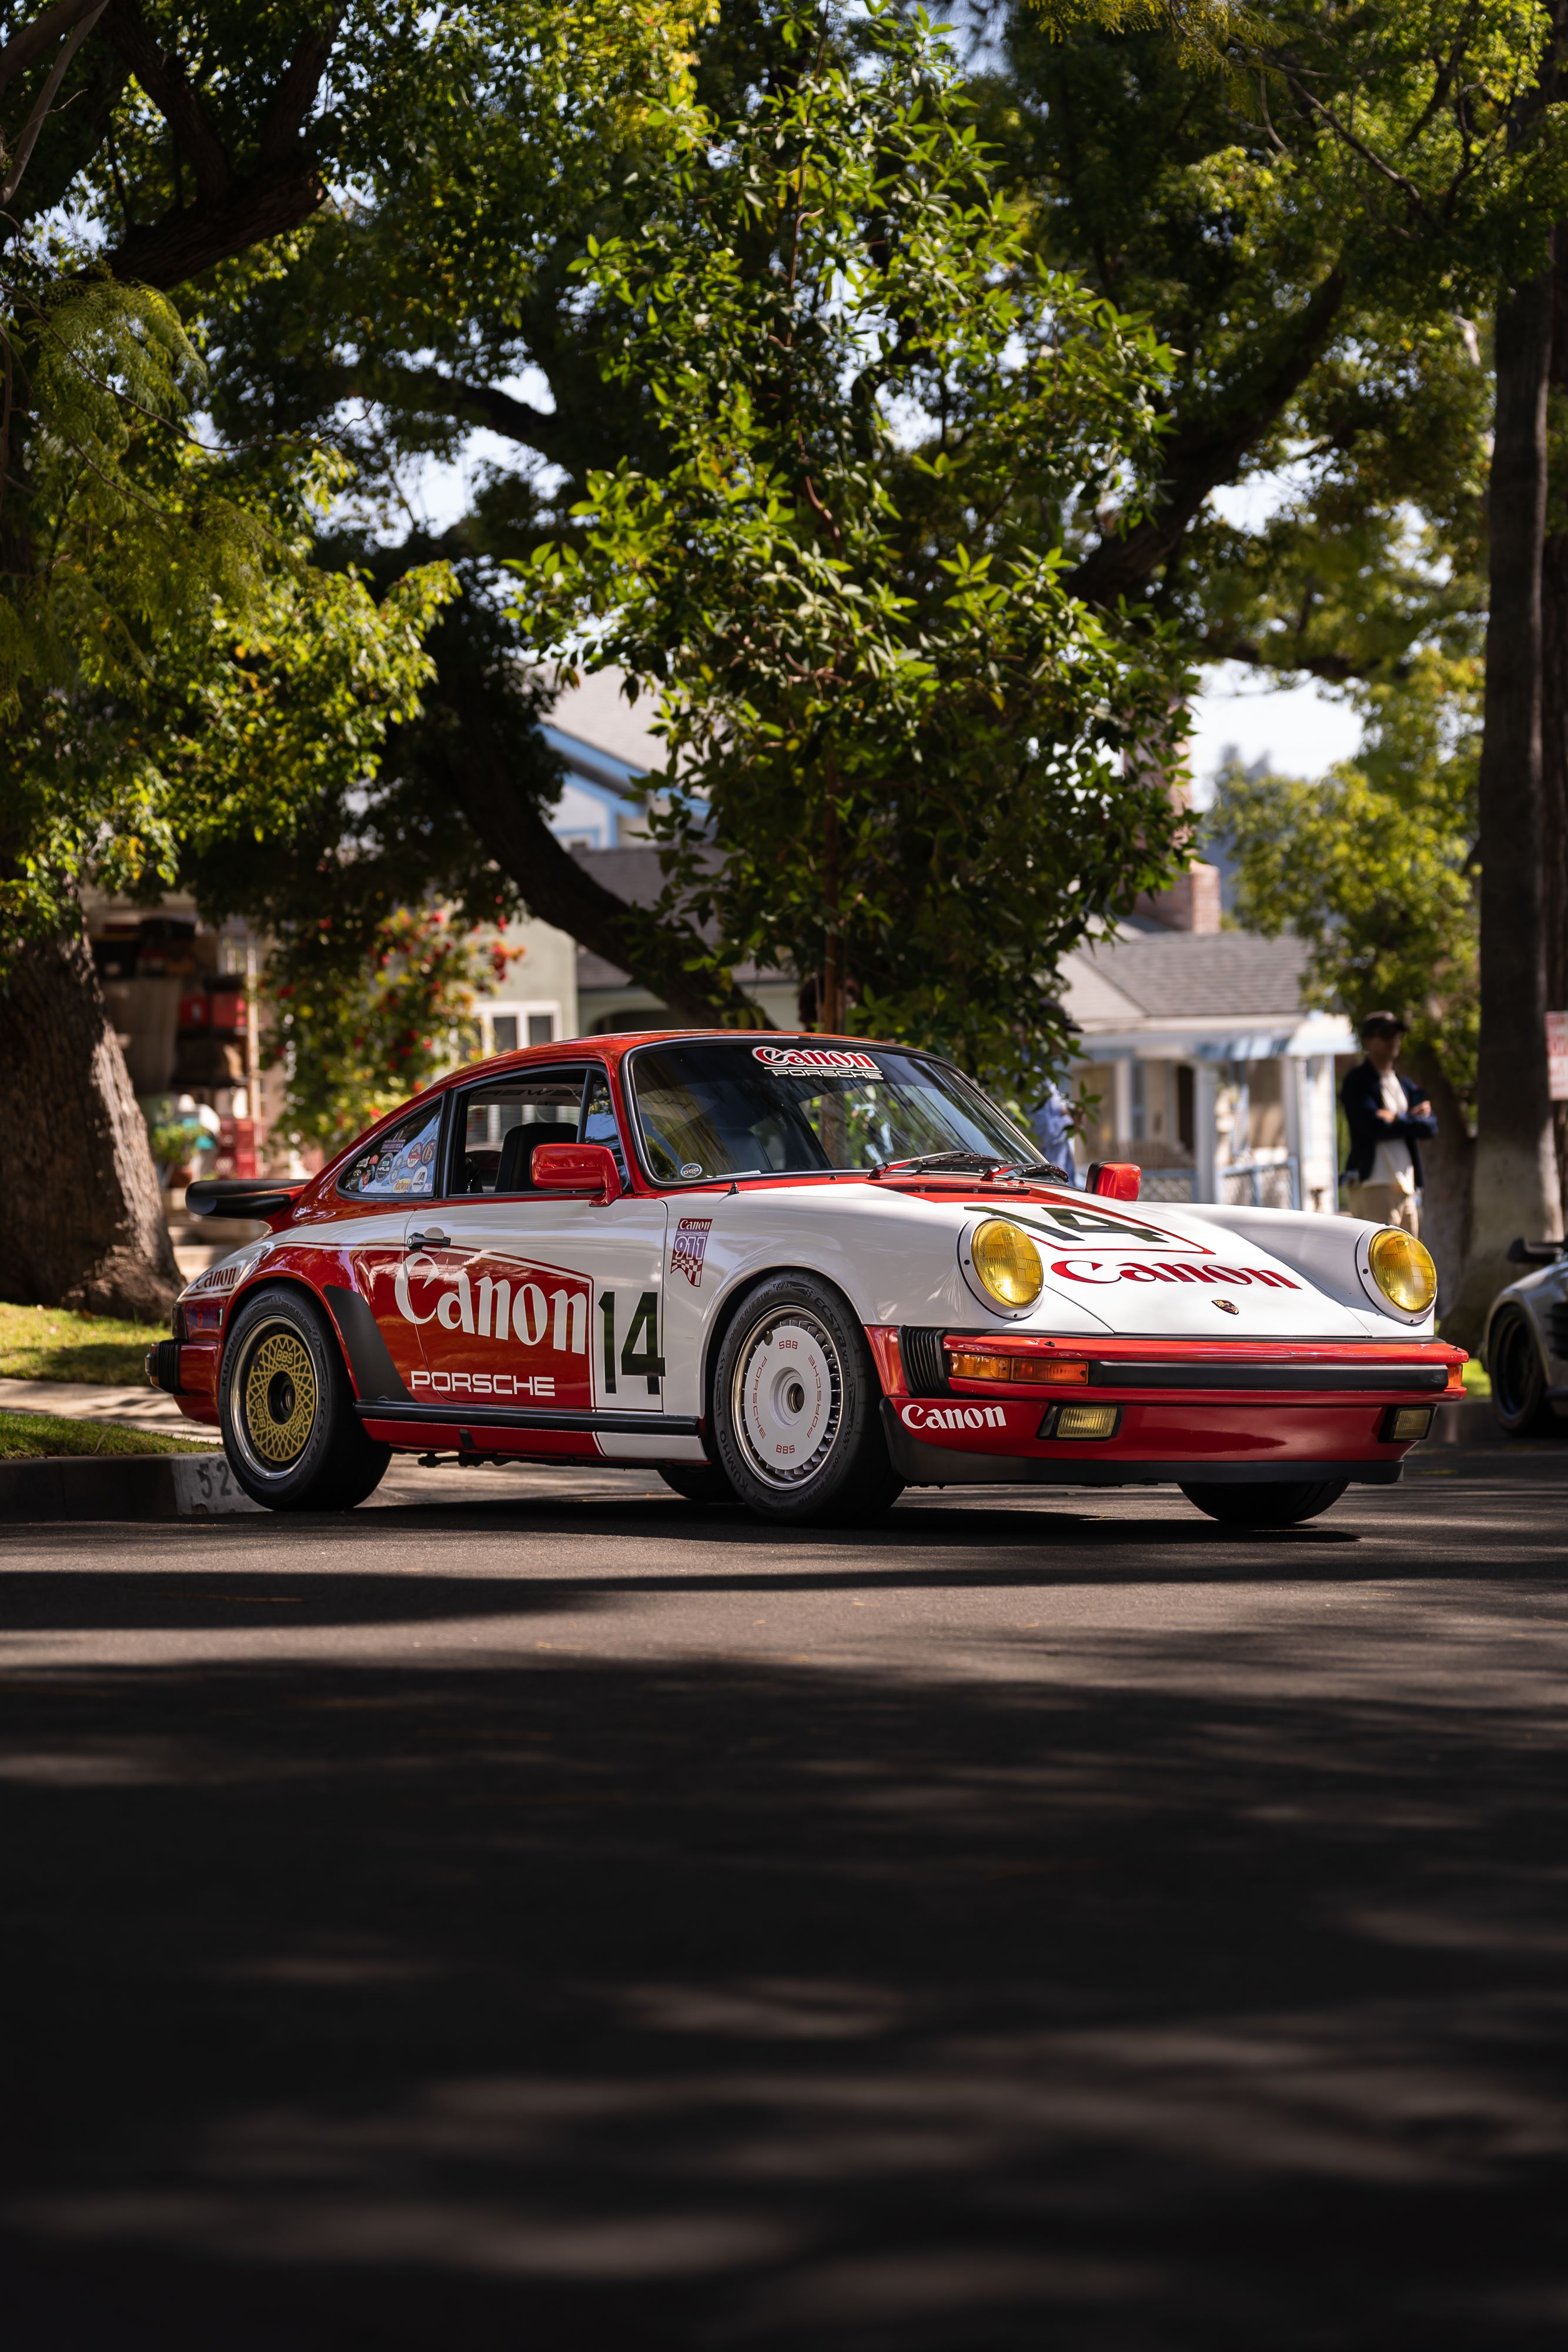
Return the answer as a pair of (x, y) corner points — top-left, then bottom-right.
(900, 1402), (1009, 1431)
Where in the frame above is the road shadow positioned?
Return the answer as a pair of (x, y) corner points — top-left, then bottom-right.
(3, 1628), (1568, 2350)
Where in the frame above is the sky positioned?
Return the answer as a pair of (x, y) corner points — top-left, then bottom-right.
(1186, 666), (1361, 806)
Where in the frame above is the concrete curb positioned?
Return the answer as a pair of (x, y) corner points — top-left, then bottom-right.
(0, 1452), (262, 1522)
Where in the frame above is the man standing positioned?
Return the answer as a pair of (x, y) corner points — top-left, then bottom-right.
(1340, 1012), (1437, 1234)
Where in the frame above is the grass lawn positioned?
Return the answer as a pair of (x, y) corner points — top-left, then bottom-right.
(0, 1408), (215, 1459)
(1460, 1357), (1492, 1401)
(0, 1300), (168, 1385)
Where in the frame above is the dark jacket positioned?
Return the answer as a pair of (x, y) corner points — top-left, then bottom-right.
(1340, 1060), (1437, 1190)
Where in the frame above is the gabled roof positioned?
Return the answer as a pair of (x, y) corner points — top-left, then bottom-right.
(1066, 930), (1313, 1021)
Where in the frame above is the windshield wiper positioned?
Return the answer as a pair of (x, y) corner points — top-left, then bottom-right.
(871, 1151), (1011, 1178)
(869, 1151), (1072, 1183)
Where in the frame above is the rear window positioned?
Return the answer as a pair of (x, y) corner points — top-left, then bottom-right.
(337, 1104), (443, 1198)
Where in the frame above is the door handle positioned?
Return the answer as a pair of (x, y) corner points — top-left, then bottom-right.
(407, 1227), (450, 1249)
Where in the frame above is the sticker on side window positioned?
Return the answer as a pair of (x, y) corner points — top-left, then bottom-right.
(752, 1046), (880, 1075)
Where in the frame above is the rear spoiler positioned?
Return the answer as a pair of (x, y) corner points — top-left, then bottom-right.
(185, 1175), (305, 1222)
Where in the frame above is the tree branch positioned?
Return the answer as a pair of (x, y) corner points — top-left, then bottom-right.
(97, 7), (344, 288)
(100, 0), (232, 205)
(0, 0), (105, 206)
(1065, 269), (1347, 609)
(346, 358), (570, 459)
(454, 757), (773, 1030)
(0, 0), (106, 100)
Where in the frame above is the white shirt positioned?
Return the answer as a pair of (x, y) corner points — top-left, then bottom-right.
(1370, 1068), (1415, 1193)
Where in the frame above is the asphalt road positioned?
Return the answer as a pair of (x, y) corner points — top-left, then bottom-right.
(3, 1438), (1568, 2351)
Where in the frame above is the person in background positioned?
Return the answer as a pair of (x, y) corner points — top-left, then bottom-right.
(1026, 1074), (1079, 1185)
(1340, 1011), (1436, 1234)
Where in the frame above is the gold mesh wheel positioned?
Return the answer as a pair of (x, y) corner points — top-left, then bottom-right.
(240, 1328), (317, 1467)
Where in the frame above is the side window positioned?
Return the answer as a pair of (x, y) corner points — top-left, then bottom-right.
(583, 1071), (628, 1183)
(452, 1067), (589, 1195)
(338, 1104), (443, 1200)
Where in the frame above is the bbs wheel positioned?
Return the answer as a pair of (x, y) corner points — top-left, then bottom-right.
(1179, 1478), (1348, 1528)
(220, 1287), (389, 1512)
(1487, 1307), (1557, 1437)
(711, 1273), (903, 1526)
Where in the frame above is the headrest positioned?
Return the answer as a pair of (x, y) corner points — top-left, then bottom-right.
(496, 1120), (581, 1192)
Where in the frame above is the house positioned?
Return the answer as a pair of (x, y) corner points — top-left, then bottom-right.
(1059, 927), (1356, 1209)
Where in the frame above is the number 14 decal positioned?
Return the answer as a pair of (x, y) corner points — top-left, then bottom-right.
(599, 1289), (666, 1395)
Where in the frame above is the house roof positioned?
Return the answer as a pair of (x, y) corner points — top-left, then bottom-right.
(1065, 929), (1313, 1023)
(571, 846), (786, 991)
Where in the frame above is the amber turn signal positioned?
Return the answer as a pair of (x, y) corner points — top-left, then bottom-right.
(948, 1351), (1014, 1381)
(946, 1351), (1090, 1385)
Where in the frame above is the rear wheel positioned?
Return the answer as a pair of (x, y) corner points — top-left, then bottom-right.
(1488, 1306), (1557, 1436)
(220, 1287), (390, 1512)
(657, 1463), (737, 1505)
(711, 1274), (903, 1526)
(1180, 1478), (1348, 1528)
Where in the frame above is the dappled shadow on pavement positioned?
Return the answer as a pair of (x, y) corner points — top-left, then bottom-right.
(4, 1649), (1568, 2346)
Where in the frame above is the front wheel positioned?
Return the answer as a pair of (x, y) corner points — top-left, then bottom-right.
(1488, 1307), (1558, 1437)
(657, 1463), (737, 1505)
(220, 1286), (390, 1512)
(711, 1274), (903, 1526)
(1180, 1478), (1348, 1528)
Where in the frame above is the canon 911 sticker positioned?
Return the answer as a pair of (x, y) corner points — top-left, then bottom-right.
(670, 1217), (713, 1288)
(752, 1046), (881, 1076)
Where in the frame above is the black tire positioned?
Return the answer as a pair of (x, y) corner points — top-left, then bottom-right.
(657, 1463), (737, 1505)
(1487, 1306), (1558, 1436)
(711, 1273), (904, 1526)
(219, 1285), (390, 1512)
(1180, 1478), (1349, 1528)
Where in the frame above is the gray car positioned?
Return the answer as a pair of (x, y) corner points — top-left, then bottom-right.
(1486, 1240), (1568, 1435)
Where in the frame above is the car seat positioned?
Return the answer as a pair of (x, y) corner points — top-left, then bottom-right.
(495, 1120), (581, 1193)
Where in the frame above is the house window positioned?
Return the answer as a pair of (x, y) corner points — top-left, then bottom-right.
(480, 1003), (561, 1057)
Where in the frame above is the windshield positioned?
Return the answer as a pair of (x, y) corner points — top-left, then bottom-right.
(627, 1040), (1039, 1184)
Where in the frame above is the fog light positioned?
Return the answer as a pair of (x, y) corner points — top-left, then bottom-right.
(1386, 1405), (1433, 1442)
(1050, 1404), (1120, 1441)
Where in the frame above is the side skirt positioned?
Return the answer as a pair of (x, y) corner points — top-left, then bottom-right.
(352, 1401), (702, 1439)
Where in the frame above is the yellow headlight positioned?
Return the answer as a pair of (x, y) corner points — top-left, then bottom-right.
(971, 1218), (1044, 1309)
(1368, 1227), (1437, 1315)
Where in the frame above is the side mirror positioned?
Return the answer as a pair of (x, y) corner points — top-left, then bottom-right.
(1086, 1161), (1141, 1202)
(531, 1142), (623, 1202)
(1506, 1235), (1564, 1265)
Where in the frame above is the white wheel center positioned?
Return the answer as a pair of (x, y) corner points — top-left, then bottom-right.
(736, 1314), (840, 1485)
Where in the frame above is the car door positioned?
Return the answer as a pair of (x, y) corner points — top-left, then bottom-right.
(409, 1063), (673, 1454)
(325, 1098), (447, 1406)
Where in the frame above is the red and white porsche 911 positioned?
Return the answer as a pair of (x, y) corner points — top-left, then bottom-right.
(149, 1030), (1462, 1526)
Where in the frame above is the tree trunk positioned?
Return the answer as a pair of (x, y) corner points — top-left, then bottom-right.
(1543, 222), (1568, 1225)
(1445, 269), (1564, 1347)
(0, 920), (180, 1321)
(1409, 1054), (1474, 1319)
